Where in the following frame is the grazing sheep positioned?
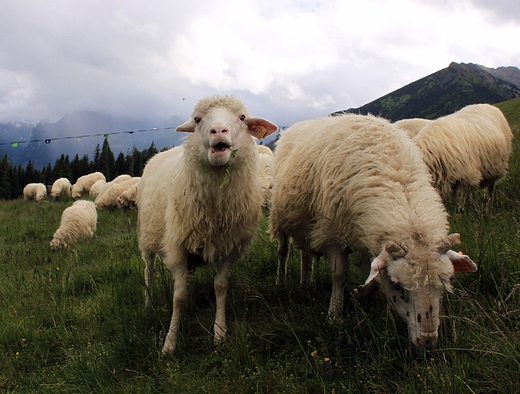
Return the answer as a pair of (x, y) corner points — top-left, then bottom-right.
(411, 104), (513, 211)
(49, 178), (72, 200)
(23, 183), (47, 202)
(49, 200), (97, 248)
(71, 172), (106, 199)
(89, 179), (107, 197)
(95, 177), (140, 210)
(394, 118), (432, 138)
(269, 113), (477, 347)
(97, 174), (132, 196)
(117, 180), (140, 210)
(137, 95), (277, 354)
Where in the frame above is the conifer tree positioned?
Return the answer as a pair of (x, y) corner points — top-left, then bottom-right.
(0, 154), (11, 199)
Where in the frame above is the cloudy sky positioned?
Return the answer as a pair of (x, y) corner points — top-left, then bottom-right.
(1, 0), (519, 128)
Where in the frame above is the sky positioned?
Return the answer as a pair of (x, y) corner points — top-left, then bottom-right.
(1, 0), (519, 129)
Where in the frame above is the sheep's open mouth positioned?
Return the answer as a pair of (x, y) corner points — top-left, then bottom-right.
(211, 142), (230, 154)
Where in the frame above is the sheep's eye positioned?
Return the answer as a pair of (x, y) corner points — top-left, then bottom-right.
(194, 117), (201, 124)
(239, 114), (246, 121)
(391, 280), (403, 291)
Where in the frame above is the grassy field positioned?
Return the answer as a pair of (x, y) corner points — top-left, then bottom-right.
(2, 100), (520, 393)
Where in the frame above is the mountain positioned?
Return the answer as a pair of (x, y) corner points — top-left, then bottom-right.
(0, 112), (185, 169)
(331, 62), (520, 121)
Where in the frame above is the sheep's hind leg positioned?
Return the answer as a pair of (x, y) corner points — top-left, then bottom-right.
(276, 230), (290, 286)
(143, 250), (156, 308)
(300, 248), (316, 289)
(214, 259), (233, 342)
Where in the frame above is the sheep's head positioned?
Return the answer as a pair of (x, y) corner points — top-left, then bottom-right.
(176, 95), (278, 167)
(359, 233), (477, 347)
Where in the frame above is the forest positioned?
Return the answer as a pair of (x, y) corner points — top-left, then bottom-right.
(0, 138), (162, 200)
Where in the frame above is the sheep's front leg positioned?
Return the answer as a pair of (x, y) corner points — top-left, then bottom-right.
(214, 259), (233, 342)
(162, 250), (189, 355)
(326, 245), (349, 321)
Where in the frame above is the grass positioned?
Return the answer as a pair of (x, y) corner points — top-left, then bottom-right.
(1, 102), (520, 393)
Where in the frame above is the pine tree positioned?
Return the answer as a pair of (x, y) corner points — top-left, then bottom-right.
(97, 138), (116, 180)
(0, 154), (11, 200)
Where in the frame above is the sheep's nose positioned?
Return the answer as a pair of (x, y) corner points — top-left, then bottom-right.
(417, 333), (438, 347)
(210, 126), (229, 135)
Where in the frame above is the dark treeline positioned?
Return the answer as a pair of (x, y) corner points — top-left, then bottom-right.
(0, 139), (162, 200)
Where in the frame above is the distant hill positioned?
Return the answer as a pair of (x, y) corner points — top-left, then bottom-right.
(331, 62), (520, 121)
(0, 112), (185, 169)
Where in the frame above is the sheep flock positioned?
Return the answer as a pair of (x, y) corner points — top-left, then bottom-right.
(19, 98), (514, 354)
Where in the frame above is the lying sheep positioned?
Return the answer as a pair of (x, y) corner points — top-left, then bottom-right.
(411, 104), (513, 211)
(95, 177), (140, 210)
(23, 183), (47, 202)
(89, 179), (107, 197)
(49, 200), (97, 248)
(394, 118), (432, 138)
(49, 178), (72, 200)
(71, 172), (106, 199)
(117, 180), (140, 210)
(137, 95), (277, 354)
(269, 113), (477, 347)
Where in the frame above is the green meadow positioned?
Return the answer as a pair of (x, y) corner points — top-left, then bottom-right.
(1, 99), (520, 393)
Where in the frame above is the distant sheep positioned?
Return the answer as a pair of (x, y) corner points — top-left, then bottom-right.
(117, 180), (140, 210)
(257, 144), (274, 156)
(71, 172), (106, 199)
(257, 149), (274, 208)
(97, 174), (132, 196)
(89, 179), (106, 197)
(95, 177), (140, 210)
(49, 200), (97, 248)
(394, 118), (432, 138)
(137, 95), (277, 354)
(269, 113), (477, 347)
(23, 183), (47, 202)
(50, 178), (72, 200)
(411, 104), (513, 210)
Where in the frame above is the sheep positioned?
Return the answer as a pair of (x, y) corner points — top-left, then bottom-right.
(23, 183), (47, 202)
(257, 145), (274, 208)
(137, 95), (277, 354)
(71, 172), (106, 199)
(394, 118), (432, 138)
(95, 177), (140, 210)
(410, 104), (513, 211)
(49, 200), (97, 248)
(117, 180), (140, 210)
(89, 179), (107, 197)
(269, 113), (477, 347)
(50, 178), (72, 200)
(257, 144), (274, 156)
(97, 174), (132, 196)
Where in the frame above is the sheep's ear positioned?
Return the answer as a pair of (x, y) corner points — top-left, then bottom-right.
(245, 118), (278, 140)
(176, 119), (196, 133)
(446, 250), (478, 272)
(364, 254), (388, 285)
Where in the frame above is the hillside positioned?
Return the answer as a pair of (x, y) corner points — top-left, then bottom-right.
(332, 62), (520, 121)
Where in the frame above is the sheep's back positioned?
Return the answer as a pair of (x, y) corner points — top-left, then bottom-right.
(270, 114), (446, 255)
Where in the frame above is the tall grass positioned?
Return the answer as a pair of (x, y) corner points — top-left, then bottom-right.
(1, 103), (520, 392)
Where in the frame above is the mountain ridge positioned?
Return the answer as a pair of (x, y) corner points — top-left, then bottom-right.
(331, 62), (520, 121)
